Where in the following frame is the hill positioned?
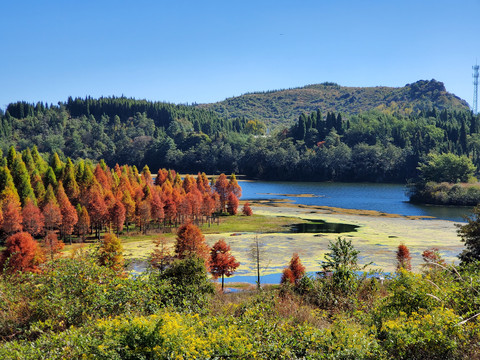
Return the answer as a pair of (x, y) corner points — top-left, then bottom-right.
(198, 79), (470, 128)
(0, 82), (477, 183)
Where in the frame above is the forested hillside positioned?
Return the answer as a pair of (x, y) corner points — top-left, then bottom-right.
(0, 97), (254, 169)
(0, 87), (477, 183)
(199, 79), (470, 128)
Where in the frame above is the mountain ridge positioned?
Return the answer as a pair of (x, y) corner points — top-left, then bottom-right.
(197, 79), (470, 128)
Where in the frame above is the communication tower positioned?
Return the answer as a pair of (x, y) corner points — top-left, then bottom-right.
(473, 64), (479, 114)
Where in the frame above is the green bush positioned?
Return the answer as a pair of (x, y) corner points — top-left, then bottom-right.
(152, 255), (215, 311)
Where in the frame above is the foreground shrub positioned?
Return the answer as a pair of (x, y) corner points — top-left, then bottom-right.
(375, 269), (437, 321)
(152, 255), (215, 311)
(0, 255), (160, 340)
(0, 310), (386, 359)
(380, 308), (466, 359)
(0, 253), (215, 341)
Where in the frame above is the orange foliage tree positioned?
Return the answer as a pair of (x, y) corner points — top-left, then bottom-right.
(137, 200), (151, 234)
(121, 190), (135, 234)
(21, 199), (44, 237)
(2, 198), (23, 235)
(150, 191), (164, 228)
(281, 253), (306, 285)
(396, 243), (412, 271)
(228, 173), (242, 199)
(163, 198), (177, 226)
(88, 188), (108, 239)
(0, 232), (44, 274)
(57, 182), (78, 242)
(175, 222), (210, 264)
(110, 198), (126, 236)
(209, 239), (240, 291)
(155, 168), (168, 186)
(227, 192), (239, 215)
(242, 202), (253, 216)
(42, 201), (62, 233)
(214, 174), (229, 213)
(422, 247), (447, 269)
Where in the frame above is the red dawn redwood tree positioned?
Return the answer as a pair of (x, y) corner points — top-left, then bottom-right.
(214, 173), (229, 213)
(196, 172), (211, 193)
(175, 222), (210, 264)
(422, 247), (446, 267)
(150, 191), (164, 228)
(94, 163), (110, 189)
(121, 190), (135, 234)
(281, 253), (306, 285)
(2, 198), (23, 235)
(201, 193), (215, 223)
(226, 192), (239, 215)
(137, 200), (151, 234)
(182, 174), (197, 193)
(141, 165), (153, 186)
(242, 202), (253, 216)
(163, 197), (177, 226)
(209, 239), (240, 291)
(22, 199), (44, 237)
(42, 201), (62, 233)
(110, 198), (126, 236)
(281, 268), (295, 284)
(0, 232), (44, 274)
(56, 182), (78, 242)
(396, 243), (412, 271)
(88, 187), (108, 239)
(155, 168), (168, 186)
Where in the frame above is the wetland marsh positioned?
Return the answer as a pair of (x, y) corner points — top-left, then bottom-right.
(121, 181), (465, 283)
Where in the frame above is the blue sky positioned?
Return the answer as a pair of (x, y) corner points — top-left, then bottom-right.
(1, 0), (479, 110)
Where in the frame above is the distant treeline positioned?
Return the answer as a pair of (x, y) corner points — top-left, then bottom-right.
(1, 97), (479, 182)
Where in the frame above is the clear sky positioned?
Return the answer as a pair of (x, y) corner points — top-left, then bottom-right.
(1, 0), (479, 110)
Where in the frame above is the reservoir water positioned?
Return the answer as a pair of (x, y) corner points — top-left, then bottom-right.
(240, 181), (470, 222)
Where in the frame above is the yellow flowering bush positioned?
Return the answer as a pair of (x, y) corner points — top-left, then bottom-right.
(380, 307), (465, 359)
(95, 312), (253, 359)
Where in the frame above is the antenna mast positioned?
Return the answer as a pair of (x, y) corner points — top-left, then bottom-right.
(473, 63), (479, 114)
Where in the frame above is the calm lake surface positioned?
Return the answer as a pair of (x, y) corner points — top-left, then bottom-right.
(240, 181), (470, 222)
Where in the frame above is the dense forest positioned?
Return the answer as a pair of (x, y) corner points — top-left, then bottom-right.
(0, 95), (478, 183)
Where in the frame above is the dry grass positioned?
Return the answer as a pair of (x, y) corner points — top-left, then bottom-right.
(209, 288), (330, 329)
(274, 293), (331, 328)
